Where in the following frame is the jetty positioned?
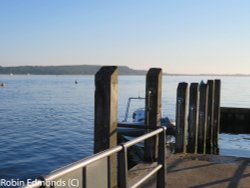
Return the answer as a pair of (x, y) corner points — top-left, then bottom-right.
(24, 66), (250, 188)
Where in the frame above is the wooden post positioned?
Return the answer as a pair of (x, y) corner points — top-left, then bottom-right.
(197, 83), (208, 154)
(157, 128), (166, 188)
(187, 83), (199, 153)
(213, 79), (221, 154)
(94, 66), (118, 188)
(144, 68), (162, 162)
(206, 80), (215, 154)
(175, 82), (188, 153)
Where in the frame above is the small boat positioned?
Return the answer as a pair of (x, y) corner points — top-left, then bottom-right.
(118, 97), (176, 163)
(118, 97), (175, 137)
(0, 83), (5, 87)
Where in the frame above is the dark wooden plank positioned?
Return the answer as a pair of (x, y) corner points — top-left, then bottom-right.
(206, 80), (215, 154)
(118, 148), (128, 188)
(94, 66), (118, 188)
(175, 82), (188, 153)
(187, 83), (199, 153)
(157, 128), (166, 188)
(144, 68), (162, 162)
(213, 79), (221, 154)
(197, 83), (208, 154)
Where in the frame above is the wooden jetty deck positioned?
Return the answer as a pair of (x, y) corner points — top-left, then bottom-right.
(130, 154), (250, 188)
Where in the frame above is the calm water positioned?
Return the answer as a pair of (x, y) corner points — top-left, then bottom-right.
(1, 75), (250, 182)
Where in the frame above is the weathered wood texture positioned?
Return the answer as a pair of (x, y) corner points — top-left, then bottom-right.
(187, 83), (199, 153)
(197, 83), (209, 154)
(94, 66), (118, 188)
(157, 128), (166, 188)
(176, 80), (221, 155)
(175, 82), (188, 153)
(144, 68), (162, 162)
(213, 80), (221, 154)
(206, 80), (215, 154)
(118, 148), (128, 188)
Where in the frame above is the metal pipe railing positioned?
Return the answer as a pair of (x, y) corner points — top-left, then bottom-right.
(117, 126), (166, 188)
(24, 126), (166, 188)
(123, 128), (163, 148)
(131, 164), (162, 188)
(45, 146), (123, 181)
(118, 123), (159, 130)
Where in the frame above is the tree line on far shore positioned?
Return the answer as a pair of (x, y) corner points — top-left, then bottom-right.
(0, 65), (146, 75)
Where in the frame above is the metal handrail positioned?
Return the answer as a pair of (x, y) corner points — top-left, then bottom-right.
(46, 146), (123, 181)
(123, 128), (163, 148)
(131, 164), (162, 188)
(24, 126), (166, 188)
(118, 123), (159, 130)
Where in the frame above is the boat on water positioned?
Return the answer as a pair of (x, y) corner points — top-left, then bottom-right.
(118, 97), (176, 137)
(117, 97), (176, 164)
(0, 83), (5, 87)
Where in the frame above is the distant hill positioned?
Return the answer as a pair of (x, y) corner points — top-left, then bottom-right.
(0, 65), (147, 75)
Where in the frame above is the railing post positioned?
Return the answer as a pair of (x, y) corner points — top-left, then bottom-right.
(94, 66), (118, 188)
(206, 80), (215, 154)
(144, 68), (162, 161)
(187, 83), (199, 153)
(213, 79), (221, 155)
(175, 82), (188, 153)
(157, 127), (166, 188)
(118, 146), (128, 188)
(197, 83), (208, 154)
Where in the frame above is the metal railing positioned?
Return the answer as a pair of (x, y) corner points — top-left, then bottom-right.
(24, 126), (166, 188)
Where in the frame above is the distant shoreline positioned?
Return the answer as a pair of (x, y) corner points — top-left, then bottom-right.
(1, 73), (250, 77)
(0, 65), (249, 76)
(0, 65), (146, 75)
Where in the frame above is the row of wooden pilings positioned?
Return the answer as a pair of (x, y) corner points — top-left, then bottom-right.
(94, 66), (163, 188)
(175, 80), (221, 155)
(93, 66), (221, 187)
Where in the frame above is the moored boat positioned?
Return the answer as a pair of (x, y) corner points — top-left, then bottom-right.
(118, 97), (176, 137)
(0, 82), (5, 87)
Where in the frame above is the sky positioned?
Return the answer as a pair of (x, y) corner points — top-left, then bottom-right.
(1, 0), (250, 74)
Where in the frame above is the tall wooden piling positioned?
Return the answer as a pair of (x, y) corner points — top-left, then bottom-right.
(175, 82), (188, 153)
(144, 68), (162, 162)
(197, 83), (208, 154)
(94, 66), (118, 188)
(187, 83), (199, 153)
(213, 79), (221, 154)
(206, 80), (215, 154)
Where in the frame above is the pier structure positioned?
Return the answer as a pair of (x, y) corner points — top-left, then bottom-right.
(25, 66), (166, 188)
(175, 79), (221, 155)
(24, 66), (250, 188)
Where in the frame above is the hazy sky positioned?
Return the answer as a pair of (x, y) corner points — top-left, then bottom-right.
(1, 0), (250, 74)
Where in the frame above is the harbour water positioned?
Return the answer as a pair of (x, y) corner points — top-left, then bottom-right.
(1, 75), (250, 182)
